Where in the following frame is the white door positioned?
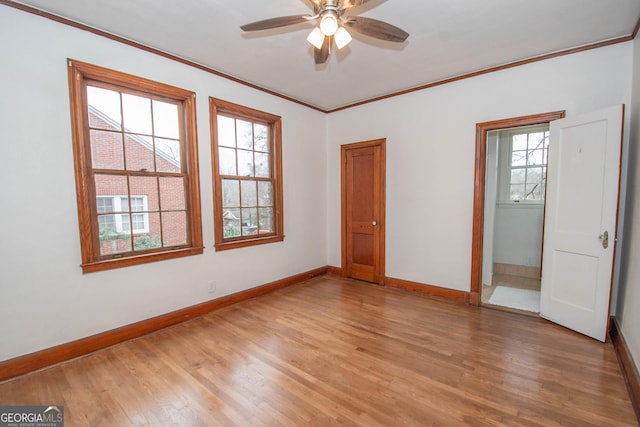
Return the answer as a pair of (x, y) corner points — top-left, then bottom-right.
(540, 105), (623, 342)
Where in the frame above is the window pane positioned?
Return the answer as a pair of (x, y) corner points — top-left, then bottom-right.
(528, 132), (545, 150)
(511, 150), (527, 166)
(510, 184), (525, 201)
(255, 152), (270, 178)
(254, 124), (269, 152)
(525, 183), (543, 200)
(510, 168), (525, 185)
(124, 134), (154, 172)
(241, 207), (258, 235)
(258, 207), (273, 233)
(152, 100), (179, 139)
(130, 176), (159, 211)
(528, 167), (543, 184)
(219, 147), (237, 176)
(94, 174), (127, 198)
(512, 134), (527, 151)
(159, 176), (186, 210)
(87, 86), (122, 129)
(528, 149), (544, 166)
(222, 179), (240, 208)
(258, 181), (273, 207)
(237, 149), (254, 177)
(241, 180), (257, 207)
(133, 212), (161, 250)
(100, 232), (132, 256)
(223, 208), (241, 238)
(155, 138), (181, 173)
(236, 120), (253, 150)
(90, 130), (124, 170)
(161, 211), (188, 246)
(122, 93), (152, 135)
(217, 116), (236, 148)
(133, 234), (161, 250)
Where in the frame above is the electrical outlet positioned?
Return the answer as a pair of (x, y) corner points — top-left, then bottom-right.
(207, 280), (216, 293)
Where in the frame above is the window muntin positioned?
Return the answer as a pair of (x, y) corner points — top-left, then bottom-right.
(210, 98), (283, 251)
(499, 126), (550, 204)
(69, 60), (203, 273)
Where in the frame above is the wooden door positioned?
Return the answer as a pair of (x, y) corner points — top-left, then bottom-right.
(540, 105), (623, 341)
(342, 139), (385, 284)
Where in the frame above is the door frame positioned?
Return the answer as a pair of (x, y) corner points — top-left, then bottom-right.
(341, 138), (386, 284)
(470, 111), (565, 305)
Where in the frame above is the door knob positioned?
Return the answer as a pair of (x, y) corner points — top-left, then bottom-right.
(372, 220), (378, 226)
(599, 231), (609, 249)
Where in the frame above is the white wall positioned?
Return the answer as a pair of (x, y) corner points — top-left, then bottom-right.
(617, 31), (640, 374)
(493, 205), (544, 267)
(0, 7), (327, 362)
(326, 42), (633, 292)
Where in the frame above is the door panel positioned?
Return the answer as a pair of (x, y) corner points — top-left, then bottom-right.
(540, 105), (623, 342)
(342, 139), (385, 284)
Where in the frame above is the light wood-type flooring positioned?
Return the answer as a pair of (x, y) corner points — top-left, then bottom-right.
(0, 275), (637, 426)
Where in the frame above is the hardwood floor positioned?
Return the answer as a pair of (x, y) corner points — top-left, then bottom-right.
(0, 275), (637, 426)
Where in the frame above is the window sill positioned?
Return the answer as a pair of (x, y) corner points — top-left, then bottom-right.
(214, 235), (284, 251)
(81, 246), (204, 273)
(497, 202), (544, 209)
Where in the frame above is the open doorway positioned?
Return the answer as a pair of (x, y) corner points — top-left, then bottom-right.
(481, 125), (549, 312)
(469, 111), (565, 309)
(471, 107), (622, 340)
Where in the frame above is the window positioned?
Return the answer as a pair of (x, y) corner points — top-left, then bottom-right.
(499, 126), (550, 204)
(68, 60), (203, 273)
(210, 97), (284, 251)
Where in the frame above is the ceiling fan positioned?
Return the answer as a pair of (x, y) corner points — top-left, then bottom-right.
(240, 0), (409, 65)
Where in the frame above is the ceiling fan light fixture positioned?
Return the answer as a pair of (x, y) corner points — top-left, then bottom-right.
(334, 27), (352, 49)
(307, 27), (325, 49)
(320, 12), (339, 36)
(240, 0), (410, 65)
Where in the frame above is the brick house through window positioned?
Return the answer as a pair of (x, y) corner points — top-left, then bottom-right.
(89, 106), (188, 254)
(68, 60), (203, 273)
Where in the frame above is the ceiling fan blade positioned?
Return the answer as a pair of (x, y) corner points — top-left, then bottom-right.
(240, 15), (311, 32)
(340, 0), (373, 9)
(345, 16), (409, 42)
(314, 36), (331, 64)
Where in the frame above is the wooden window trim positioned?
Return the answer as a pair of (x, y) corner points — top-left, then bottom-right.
(68, 59), (203, 273)
(209, 97), (284, 251)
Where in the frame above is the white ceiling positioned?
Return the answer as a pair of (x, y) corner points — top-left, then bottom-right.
(11, 0), (640, 111)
